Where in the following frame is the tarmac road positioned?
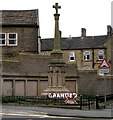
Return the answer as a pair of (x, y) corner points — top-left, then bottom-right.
(2, 116), (77, 120)
(2, 116), (112, 120)
(1, 105), (113, 120)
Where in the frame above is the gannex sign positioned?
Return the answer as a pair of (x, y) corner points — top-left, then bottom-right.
(48, 93), (77, 99)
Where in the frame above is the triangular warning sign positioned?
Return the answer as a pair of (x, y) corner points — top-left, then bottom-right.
(98, 58), (110, 68)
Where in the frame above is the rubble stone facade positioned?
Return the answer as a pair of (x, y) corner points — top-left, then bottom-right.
(1, 10), (113, 97)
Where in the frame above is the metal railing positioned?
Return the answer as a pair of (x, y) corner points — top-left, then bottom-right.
(2, 94), (113, 110)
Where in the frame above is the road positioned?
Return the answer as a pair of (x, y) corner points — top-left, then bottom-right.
(1, 116), (112, 120)
(1, 105), (112, 120)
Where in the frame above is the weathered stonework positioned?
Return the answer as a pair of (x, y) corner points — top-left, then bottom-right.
(42, 3), (70, 95)
(1, 9), (113, 97)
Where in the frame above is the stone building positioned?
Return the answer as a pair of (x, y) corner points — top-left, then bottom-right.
(1, 8), (113, 97)
(41, 27), (112, 71)
(40, 26), (113, 95)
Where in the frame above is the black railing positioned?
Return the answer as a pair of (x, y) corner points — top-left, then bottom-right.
(79, 94), (113, 110)
(2, 94), (113, 110)
(79, 95), (96, 110)
(95, 94), (113, 109)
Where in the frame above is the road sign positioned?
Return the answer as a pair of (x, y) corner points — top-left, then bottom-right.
(99, 69), (110, 74)
(98, 58), (110, 69)
(98, 58), (110, 108)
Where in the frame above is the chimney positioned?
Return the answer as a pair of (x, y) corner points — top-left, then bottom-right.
(38, 36), (41, 53)
(59, 30), (62, 38)
(68, 35), (72, 39)
(81, 28), (86, 38)
(107, 25), (112, 36)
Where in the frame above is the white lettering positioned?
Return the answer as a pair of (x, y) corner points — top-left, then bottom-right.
(48, 93), (53, 98)
(52, 93), (56, 98)
(66, 93), (69, 98)
(60, 93), (65, 98)
(57, 93), (61, 98)
(69, 93), (72, 98)
(73, 93), (77, 98)
(48, 93), (78, 99)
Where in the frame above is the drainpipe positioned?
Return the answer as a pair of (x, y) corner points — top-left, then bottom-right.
(92, 49), (94, 69)
(104, 49), (107, 60)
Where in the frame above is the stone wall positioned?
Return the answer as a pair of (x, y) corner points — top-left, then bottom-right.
(3, 54), (50, 75)
(2, 76), (77, 96)
(2, 27), (38, 54)
(2, 50), (113, 96)
(3, 76), (48, 96)
(2, 54), (78, 96)
(78, 70), (113, 96)
(1, 9), (113, 97)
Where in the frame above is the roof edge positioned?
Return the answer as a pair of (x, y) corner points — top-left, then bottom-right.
(0, 24), (39, 28)
(0, 9), (38, 12)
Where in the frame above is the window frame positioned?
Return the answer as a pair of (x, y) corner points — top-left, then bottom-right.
(83, 51), (90, 61)
(98, 50), (104, 60)
(69, 51), (75, 61)
(7, 33), (18, 46)
(0, 33), (6, 46)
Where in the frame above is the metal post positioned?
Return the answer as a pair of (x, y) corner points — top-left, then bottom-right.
(80, 95), (82, 110)
(96, 95), (99, 109)
(104, 73), (107, 108)
(88, 97), (90, 110)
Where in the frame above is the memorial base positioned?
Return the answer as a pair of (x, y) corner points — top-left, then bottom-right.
(41, 86), (70, 96)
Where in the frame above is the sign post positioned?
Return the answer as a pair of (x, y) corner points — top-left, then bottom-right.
(104, 73), (107, 108)
(98, 58), (110, 108)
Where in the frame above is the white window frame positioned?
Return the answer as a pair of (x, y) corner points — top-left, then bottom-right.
(98, 50), (104, 60)
(69, 52), (75, 61)
(7, 33), (18, 46)
(83, 51), (90, 61)
(0, 33), (6, 46)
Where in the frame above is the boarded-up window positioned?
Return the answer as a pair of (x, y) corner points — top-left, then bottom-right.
(15, 81), (25, 96)
(3, 81), (13, 96)
(27, 81), (38, 96)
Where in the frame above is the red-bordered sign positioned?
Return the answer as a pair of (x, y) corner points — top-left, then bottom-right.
(98, 58), (110, 69)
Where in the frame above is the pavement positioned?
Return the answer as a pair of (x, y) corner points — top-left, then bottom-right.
(48, 108), (113, 118)
(2, 105), (113, 119)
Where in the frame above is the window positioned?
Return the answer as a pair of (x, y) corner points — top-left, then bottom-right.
(69, 52), (75, 61)
(98, 50), (104, 60)
(83, 51), (90, 61)
(7, 33), (17, 46)
(0, 33), (6, 46)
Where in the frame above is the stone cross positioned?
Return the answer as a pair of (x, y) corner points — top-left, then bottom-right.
(53, 3), (61, 14)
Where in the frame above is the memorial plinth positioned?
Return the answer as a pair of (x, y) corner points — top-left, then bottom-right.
(42, 3), (69, 96)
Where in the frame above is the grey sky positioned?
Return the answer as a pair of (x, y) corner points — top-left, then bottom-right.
(0, 0), (112, 38)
